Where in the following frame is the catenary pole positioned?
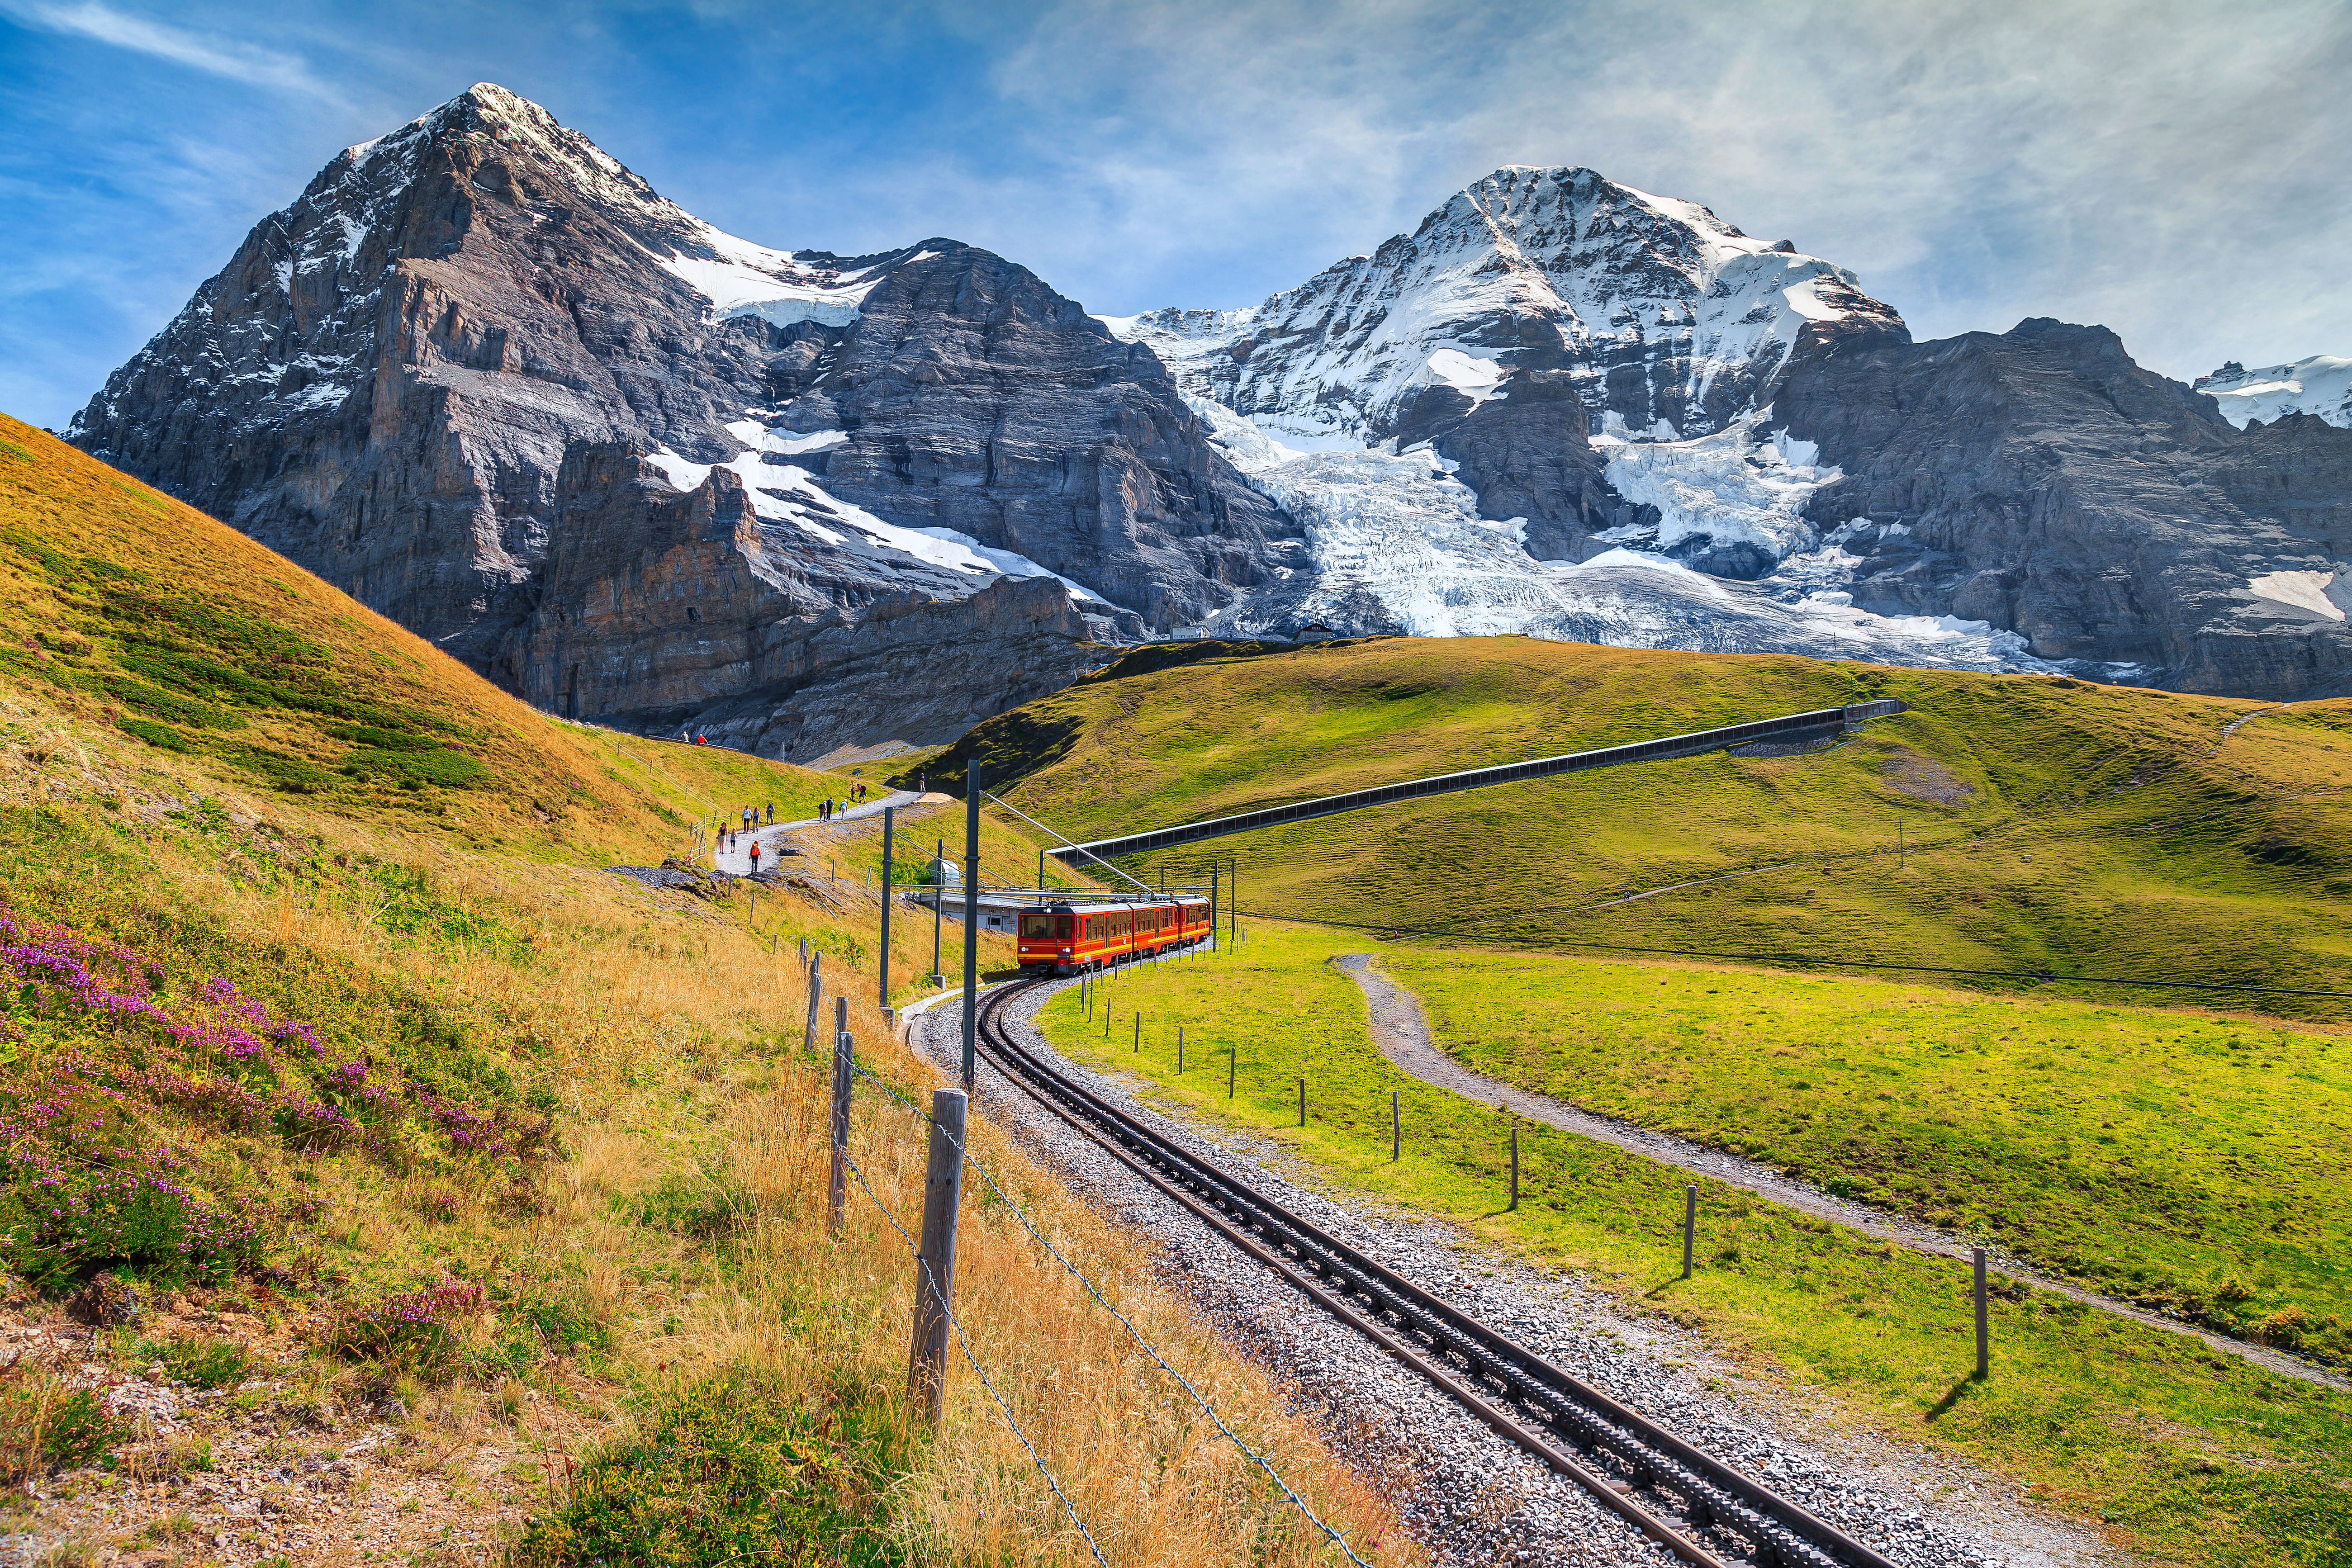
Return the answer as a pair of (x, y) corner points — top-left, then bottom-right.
(962, 769), (981, 1088)
(879, 806), (895, 1013)
(930, 838), (944, 984)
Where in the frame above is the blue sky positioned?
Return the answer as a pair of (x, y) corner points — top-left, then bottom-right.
(4, 0), (2348, 430)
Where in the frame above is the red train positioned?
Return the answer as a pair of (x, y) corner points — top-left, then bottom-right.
(1017, 897), (1213, 974)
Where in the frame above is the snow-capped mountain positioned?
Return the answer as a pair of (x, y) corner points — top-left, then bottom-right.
(1102, 167), (2049, 671)
(2197, 356), (2352, 428)
(1104, 167), (2352, 695)
(70, 85), (1294, 759)
(1108, 166), (1900, 448)
(66, 90), (2352, 729)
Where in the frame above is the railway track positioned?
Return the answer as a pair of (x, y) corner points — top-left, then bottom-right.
(970, 976), (1902, 1568)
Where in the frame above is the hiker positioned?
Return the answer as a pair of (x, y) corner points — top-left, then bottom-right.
(916, 771), (925, 794)
(749, 840), (762, 872)
(765, 801), (773, 823)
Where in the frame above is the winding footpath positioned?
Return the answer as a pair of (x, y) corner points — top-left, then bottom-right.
(1330, 953), (2346, 1390)
(920, 978), (2107, 1568)
(711, 788), (942, 878)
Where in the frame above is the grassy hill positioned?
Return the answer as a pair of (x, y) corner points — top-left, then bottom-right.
(924, 635), (2352, 1018)
(0, 419), (1398, 1567)
(1037, 927), (2352, 1568)
(932, 631), (2352, 1567)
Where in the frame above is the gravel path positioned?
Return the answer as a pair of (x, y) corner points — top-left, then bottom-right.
(915, 982), (2114, 1568)
(712, 788), (937, 876)
(1331, 954), (2346, 1391)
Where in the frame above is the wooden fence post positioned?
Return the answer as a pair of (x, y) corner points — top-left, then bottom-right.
(1508, 1123), (1519, 1212)
(803, 955), (823, 1053)
(1682, 1186), (1697, 1279)
(827, 1009), (852, 1238)
(1391, 1091), (1400, 1161)
(1297, 1077), (1306, 1127)
(1974, 1247), (1990, 1379)
(908, 1088), (968, 1429)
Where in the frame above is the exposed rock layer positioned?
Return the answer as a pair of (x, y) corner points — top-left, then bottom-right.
(70, 85), (1295, 758)
(1775, 319), (2352, 695)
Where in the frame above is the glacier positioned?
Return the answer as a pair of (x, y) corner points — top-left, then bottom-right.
(1110, 165), (2065, 676)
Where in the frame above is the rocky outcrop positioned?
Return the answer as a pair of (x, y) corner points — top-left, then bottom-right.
(69, 85), (1296, 758)
(66, 93), (2352, 706)
(1774, 318), (2352, 695)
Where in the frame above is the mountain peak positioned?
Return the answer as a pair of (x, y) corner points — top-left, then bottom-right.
(1112, 165), (1902, 445)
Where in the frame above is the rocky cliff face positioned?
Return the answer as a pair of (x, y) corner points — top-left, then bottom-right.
(1108, 171), (2352, 696)
(69, 85), (1294, 759)
(68, 95), (2352, 712)
(1773, 319), (2352, 694)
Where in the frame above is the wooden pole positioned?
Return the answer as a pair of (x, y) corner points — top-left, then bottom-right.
(908, 1088), (969, 1428)
(1974, 1247), (1990, 1379)
(826, 1005), (852, 1237)
(1297, 1077), (1306, 1127)
(1227, 1033), (1235, 1098)
(803, 954), (823, 1053)
(1508, 1123), (1519, 1211)
(1177, 1025), (1185, 1074)
(1682, 1186), (1697, 1279)
(1133, 1010), (1140, 1053)
(1391, 1090), (1400, 1161)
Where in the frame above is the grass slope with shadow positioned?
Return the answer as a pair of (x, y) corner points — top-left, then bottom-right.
(1036, 922), (2352, 1568)
(0, 417), (1406, 1568)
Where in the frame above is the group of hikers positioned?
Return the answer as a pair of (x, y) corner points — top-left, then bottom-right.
(716, 801), (774, 856)
(714, 782), (889, 871)
(816, 782), (873, 822)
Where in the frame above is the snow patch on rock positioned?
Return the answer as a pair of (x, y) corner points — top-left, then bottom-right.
(2247, 569), (2347, 621)
(2198, 355), (2352, 429)
(646, 427), (1124, 616)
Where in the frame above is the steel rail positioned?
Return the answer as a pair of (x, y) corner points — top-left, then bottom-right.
(970, 978), (1902, 1568)
(1050, 701), (1907, 864)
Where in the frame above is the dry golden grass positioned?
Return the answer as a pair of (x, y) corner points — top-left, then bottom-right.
(0, 422), (1406, 1563)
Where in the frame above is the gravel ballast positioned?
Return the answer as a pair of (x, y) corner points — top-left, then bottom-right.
(913, 979), (2113, 1568)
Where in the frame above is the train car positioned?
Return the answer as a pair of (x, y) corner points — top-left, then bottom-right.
(1017, 895), (1213, 975)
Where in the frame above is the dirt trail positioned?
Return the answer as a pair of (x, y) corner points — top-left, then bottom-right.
(1330, 952), (2346, 1390)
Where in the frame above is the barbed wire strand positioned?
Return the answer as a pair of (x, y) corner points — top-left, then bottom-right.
(845, 1055), (1378, 1568)
(838, 1142), (1112, 1568)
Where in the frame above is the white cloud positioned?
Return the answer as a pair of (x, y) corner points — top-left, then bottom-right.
(1, 0), (343, 99)
(964, 0), (2352, 381)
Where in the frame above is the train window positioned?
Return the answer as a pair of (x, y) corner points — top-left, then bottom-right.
(1055, 916), (1074, 938)
(1022, 914), (1050, 938)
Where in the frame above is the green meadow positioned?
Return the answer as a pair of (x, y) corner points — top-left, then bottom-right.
(918, 636), (2352, 1023)
(1035, 924), (2352, 1568)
